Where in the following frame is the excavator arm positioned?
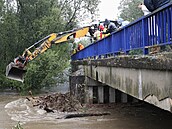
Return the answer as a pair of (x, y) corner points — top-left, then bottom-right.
(6, 26), (90, 82)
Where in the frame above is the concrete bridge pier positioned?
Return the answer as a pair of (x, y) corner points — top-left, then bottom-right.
(109, 87), (116, 103)
(87, 86), (93, 104)
(85, 77), (138, 104)
(69, 65), (140, 105)
(115, 89), (139, 103)
(98, 86), (104, 103)
(121, 92), (128, 103)
(85, 77), (106, 104)
(69, 74), (140, 105)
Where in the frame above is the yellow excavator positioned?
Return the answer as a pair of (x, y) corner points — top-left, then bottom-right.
(6, 26), (90, 82)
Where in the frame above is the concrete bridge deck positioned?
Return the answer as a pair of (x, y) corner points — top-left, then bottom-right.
(71, 52), (172, 112)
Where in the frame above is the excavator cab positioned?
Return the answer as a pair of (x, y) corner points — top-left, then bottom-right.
(6, 62), (26, 82)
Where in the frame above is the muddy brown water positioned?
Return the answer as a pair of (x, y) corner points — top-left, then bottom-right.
(0, 94), (172, 129)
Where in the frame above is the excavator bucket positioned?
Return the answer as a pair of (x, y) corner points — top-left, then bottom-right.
(6, 62), (26, 82)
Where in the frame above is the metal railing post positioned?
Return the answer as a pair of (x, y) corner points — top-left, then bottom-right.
(142, 19), (148, 54)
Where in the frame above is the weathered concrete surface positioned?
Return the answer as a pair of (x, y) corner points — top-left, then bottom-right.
(71, 53), (172, 112)
(69, 66), (86, 103)
(98, 86), (104, 103)
(72, 53), (172, 71)
(69, 75), (85, 103)
(85, 66), (172, 111)
(109, 87), (116, 103)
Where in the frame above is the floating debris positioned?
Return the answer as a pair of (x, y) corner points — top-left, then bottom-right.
(26, 92), (82, 112)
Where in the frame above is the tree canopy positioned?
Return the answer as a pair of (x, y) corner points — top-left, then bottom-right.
(118, 0), (144, 22)
(0, 0), (100, 93)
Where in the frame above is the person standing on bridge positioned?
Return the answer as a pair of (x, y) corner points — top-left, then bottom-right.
(77, 43), (84, 51)
(138, 3), (151, 16)
(93, 27), (101, 41)
(144, 0), (171, 12)
(99, 24), (105, 39)
(103, 19), (118, 34)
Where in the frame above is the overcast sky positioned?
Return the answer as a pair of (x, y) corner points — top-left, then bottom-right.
(98, 0), (121, 21)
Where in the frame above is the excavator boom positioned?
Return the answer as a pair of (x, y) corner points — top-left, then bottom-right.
(6, 26), (90, 82)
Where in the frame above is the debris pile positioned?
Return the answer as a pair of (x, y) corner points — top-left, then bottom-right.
(27, 92), (82, 112)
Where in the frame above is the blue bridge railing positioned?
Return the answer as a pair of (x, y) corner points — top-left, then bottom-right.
(72, 2), (172, 60)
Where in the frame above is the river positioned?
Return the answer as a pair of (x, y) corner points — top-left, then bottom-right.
(0, 92), (172, 129)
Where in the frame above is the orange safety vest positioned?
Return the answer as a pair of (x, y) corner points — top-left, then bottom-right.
(78, 44), (84, 50)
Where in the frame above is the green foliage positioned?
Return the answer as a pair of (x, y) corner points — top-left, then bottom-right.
(0, 0), (4, 16)
(0, 0), (99, 93)
(129, 49), (143, 55)
(118, 0), (144, 22)
(12, 122), (23, 129)
(22, 44), (70, 92)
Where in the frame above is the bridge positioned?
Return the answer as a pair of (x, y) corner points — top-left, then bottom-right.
(70, 3), (172, 112)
